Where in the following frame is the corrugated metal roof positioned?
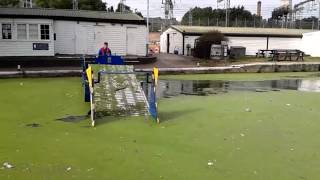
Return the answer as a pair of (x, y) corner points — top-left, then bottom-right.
(0, 7), (145, 24)
(171, 25), (316, 37)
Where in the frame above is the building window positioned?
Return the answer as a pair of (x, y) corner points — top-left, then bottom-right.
(2, 24), (12, 39)
(29, 24), (38, 40)
(17, 24), (27, 40)
(23, 0), (33, 8)
(40, 24), (50, 40)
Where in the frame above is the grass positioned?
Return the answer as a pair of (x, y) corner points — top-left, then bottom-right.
(1, 76), (320, 179)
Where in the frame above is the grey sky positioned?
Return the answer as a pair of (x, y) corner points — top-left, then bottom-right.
(103, 0), (304, 20)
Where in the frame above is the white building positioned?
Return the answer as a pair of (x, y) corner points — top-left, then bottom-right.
(0, 7), (147, 57)
(160, 25), (314, 56)
(301, 31), (320, 57)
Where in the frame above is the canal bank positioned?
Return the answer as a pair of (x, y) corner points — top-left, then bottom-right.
(2, 61), (320, 78)
(136, 62), (320, 75)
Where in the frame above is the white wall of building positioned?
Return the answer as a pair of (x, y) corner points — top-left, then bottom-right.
(0, 18), (54, 56)
(160, 28), (183, 54)
(268, 37), (302, 51)
(54, 20), (76, 55)
(0, 18), (147, 57)
(228, 36), (270, 55)
(301, 31), (320, 57)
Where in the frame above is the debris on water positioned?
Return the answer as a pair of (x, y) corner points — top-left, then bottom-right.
(19, 82), (24, 86)
(26, 123), (41, 128)
(66, 167), (72, 171)
(207, 161), (214, 166)
(181, 91), (208, 96)
(87, 168), (94, 172)
(255, 89), (269, 92)
(286, 104), (291, 106)
(272, 89), (281, 91)
(56, 115), (89, 123)
(154, 153), (162, 158)
(22, 167), (30, 172)
(290, 148), (294, 151)
(253, 170), (258, 175)
(3, 162), (14, 169)
(65, 93), (73, 98)
(240, 133), (245, 137)
(245, 108), (252, 112)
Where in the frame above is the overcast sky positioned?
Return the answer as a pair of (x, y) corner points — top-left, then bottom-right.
(103, 0), (305, 20)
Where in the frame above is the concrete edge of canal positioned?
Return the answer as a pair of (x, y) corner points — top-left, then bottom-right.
(1, 62), (320, 78)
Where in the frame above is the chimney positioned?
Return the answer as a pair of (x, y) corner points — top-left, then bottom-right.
(257, 1), (262, 17)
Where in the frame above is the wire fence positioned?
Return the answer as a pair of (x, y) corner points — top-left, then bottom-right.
(184, 18), (320, 30)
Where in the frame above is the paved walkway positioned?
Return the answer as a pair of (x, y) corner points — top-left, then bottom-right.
(135, 53), (198, 69)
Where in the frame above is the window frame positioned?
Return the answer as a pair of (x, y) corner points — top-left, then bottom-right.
(40, 24), (50, 40)
(17, 24), (27, 40)
(2, 23), (12, 40)
(28, 24), (39, 40)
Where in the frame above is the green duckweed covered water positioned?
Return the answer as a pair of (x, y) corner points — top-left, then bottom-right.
(0, 74), (320, 180)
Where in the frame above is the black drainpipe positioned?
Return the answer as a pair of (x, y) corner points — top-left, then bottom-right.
(266, 35), (270, 50)
(182, 33), (185, 55)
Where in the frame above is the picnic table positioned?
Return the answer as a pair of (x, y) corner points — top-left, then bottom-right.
(271, 49), (304, 61)
(256, 49), (304, 61)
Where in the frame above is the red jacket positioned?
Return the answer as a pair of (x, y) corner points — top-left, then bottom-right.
(98, 47), (112, 56)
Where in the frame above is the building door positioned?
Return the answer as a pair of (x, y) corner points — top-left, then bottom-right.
(75, 25), (89, 54)
(126, 27), (137, 55)
(167, 33), (170, 53)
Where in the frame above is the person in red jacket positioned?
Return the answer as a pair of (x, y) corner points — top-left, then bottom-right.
(98, 42), (112, 56)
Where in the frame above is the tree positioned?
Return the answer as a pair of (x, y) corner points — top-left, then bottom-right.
(194, 31), (228, 59)
(181, 6), (255, 26)
(271, 6), (289, 20)
(107, 6), (114, 12)
(79, 0), (106, 11)
(0, 0), (20, 7)
(35, 0), (72, 9)
(35, 0), (106, 10)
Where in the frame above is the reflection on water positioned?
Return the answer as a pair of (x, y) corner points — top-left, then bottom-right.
(157, 79), (320, 98)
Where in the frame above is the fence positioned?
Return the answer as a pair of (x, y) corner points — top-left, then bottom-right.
(183, 18), (320, 30)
